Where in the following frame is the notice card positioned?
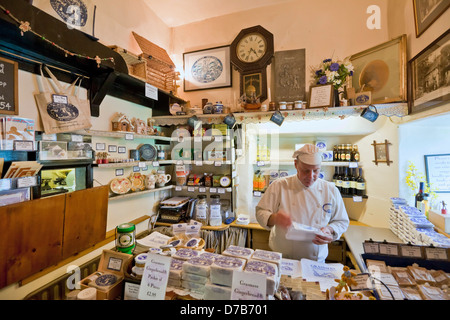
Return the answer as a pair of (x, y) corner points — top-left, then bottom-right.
(231, 270), (266, 300)
(138, 254), (171, 300)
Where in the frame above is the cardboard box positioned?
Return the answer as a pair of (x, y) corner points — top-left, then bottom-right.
(79, 249), (133, 300)
(429, 210), (450, 233)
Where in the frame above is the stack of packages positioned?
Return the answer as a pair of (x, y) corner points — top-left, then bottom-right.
(166, 245), (282, 299)
(366, 259), (449, 300)
(389, 197), (450, 248)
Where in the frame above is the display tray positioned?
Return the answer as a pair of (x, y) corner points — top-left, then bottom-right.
(361, 253), (450, 272)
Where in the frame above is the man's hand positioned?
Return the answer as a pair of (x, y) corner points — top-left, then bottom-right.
(267, 210), (292, 229)
(313, 226), (334, 245)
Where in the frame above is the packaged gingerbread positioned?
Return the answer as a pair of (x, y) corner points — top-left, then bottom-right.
(407, 265), (436, 285)
(417, 284), (448, 300)
(400, 287), (423, 300)
(390, 267), (417, 287)
(430, 270), (450, 287)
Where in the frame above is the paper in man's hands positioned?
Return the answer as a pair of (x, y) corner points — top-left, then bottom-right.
(285, 222), (327, 241)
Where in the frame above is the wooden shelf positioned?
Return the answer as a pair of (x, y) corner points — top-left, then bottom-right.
(108, 185), (173, 201)
(253, 160), (362, 167)
(155, 221), (229, 231)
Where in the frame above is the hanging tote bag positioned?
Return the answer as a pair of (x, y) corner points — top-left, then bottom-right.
(34, 65), (92, 134)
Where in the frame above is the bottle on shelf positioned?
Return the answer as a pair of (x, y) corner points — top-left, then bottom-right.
(339, 145), (345, 161)
(345, 144), (352, 161)
(332, 167), (339, 185)
(351, 145), (360, 162)
(356, 168), (366, 196)
(253, 170), (260, 191)
(350, 168), (357, 195)
(415, 182), (425, 208)
(342, 167), (350, 195)
(209, 195), (222, 226)
(195, 195), (209, 225)
(336, 167), (343, 192)
(157, 146), (165, 160)
(333, 145), (339, 162)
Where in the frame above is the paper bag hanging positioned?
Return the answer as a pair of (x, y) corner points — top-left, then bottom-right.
(34, 65), (92, 134)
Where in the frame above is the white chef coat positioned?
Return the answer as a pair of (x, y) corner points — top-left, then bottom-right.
(256, 175), (349, 263)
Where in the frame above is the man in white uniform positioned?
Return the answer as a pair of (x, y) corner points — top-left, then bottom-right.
(256, 144), (349, 263)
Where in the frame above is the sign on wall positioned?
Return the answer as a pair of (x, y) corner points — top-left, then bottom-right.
(0, 57), (19, 115)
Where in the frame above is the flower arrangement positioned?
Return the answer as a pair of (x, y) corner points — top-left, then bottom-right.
(405, 161), (437, 203)
(312, 58), (354, 90)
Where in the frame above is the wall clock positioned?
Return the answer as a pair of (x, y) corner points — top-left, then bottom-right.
(230, 25), (274, 103)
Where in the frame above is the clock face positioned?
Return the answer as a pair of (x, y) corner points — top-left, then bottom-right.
(236, 33), (267, 63)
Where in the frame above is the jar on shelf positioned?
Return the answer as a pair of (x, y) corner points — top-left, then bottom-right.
(209, 195), (222, 226)
(195, 195), (209, 225)
(279, 102), (287, 110)
(294, 101), (304, 110)
(286, 102), (294, 110)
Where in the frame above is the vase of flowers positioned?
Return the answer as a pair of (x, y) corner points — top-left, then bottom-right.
(311, 58), (354, 107)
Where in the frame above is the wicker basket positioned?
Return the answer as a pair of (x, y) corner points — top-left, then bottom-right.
(141, 53), (179, 93)
(109, 45), (147, 82)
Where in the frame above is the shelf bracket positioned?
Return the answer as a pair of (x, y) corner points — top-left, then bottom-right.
(89, 72), (118, 117)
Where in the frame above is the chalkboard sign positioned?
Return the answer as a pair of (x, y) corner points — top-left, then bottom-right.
(425, 153), (450, 193)
(0, 57), (19, 115)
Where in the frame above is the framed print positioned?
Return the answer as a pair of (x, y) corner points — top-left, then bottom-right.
(409, 29), (450, 114)
(183, 45), (232, 91)
(240, 69), (268, 102)
(308, 84), (334, 108)
(371, 140), (393, 166)
(349, 35), (407, 104)
(413, 0), (450, 37)
(424, 153), (450, 193)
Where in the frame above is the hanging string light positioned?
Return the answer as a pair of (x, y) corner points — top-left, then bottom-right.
(0, 4), (114, 68)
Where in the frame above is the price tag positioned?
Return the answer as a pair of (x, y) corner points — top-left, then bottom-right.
(199, 187), (206, 193)
(353, 196), (363, 202)
(187, 187), (195, 192)
(218, 188), (225, 194)
(125, 133), (134, 140)
(210, 187), (217, 193)
(363, 241), (379, 254)
(139, 162), (146, 168)
(214, 161), (222, 167)
(349, 273), (373, 291)
(226, 187), (232, 192)
(215, 136), (223, 142)
(195, 161), (203, 166)
(400, 245), (423, 258)
(349, 162), (358, 168)
(17, 176), (37, 188)
(138, 254), (171, 300)
(176, 160), (184, 165)
(152, 161), (160, 167)
(425, 247), (448, 260)
(379, 243), (399, 256)
(257, 161), (265, 167)
(253, 191), (262, 197)
(13, 140), (34, 151)
(175, 186), (182, 191)
(115, 169), (124, 176)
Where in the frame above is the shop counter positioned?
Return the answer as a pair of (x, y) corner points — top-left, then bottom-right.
(343, 225), (402, 272)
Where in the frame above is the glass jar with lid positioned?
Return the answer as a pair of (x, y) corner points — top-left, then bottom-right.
(279, 102), (287, 110)
(209, 195), (222, 226)
(195, 195), (209, 225)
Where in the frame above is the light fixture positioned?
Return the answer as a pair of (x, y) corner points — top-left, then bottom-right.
(360, 104), (379, 122)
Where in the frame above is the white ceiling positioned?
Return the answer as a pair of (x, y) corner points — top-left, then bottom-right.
(144, 0), (293, 27)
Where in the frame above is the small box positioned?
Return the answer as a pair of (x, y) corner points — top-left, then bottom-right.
(428, 210), (450, 233)
(79, 249), (133, 300)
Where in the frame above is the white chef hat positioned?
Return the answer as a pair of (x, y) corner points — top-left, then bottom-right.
(292, 143), (322, 165)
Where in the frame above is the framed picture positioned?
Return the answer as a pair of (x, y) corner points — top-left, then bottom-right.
(408, 29), (450, 114)
(240, 69), (268, 102)
(413, 0), (450, 37)
(424, 153), (450, 193)
(371, 140), (393, 166)
(183, 45), (232, 91)
(349, 35), (407, 104)
(307, 84), (334, 108)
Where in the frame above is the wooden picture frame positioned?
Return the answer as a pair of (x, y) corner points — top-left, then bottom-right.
(424, 153), (450, 193)
(408, 29), (450, 115)
(349, 35), (407, 104)
(307, 84), (334, 108)
(0, 56), (19, 115)
(183, 45), (232, 91)
(240, 69), (268, 102)
(372, 140), (393, 166)
(413, 0), (450, 37)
